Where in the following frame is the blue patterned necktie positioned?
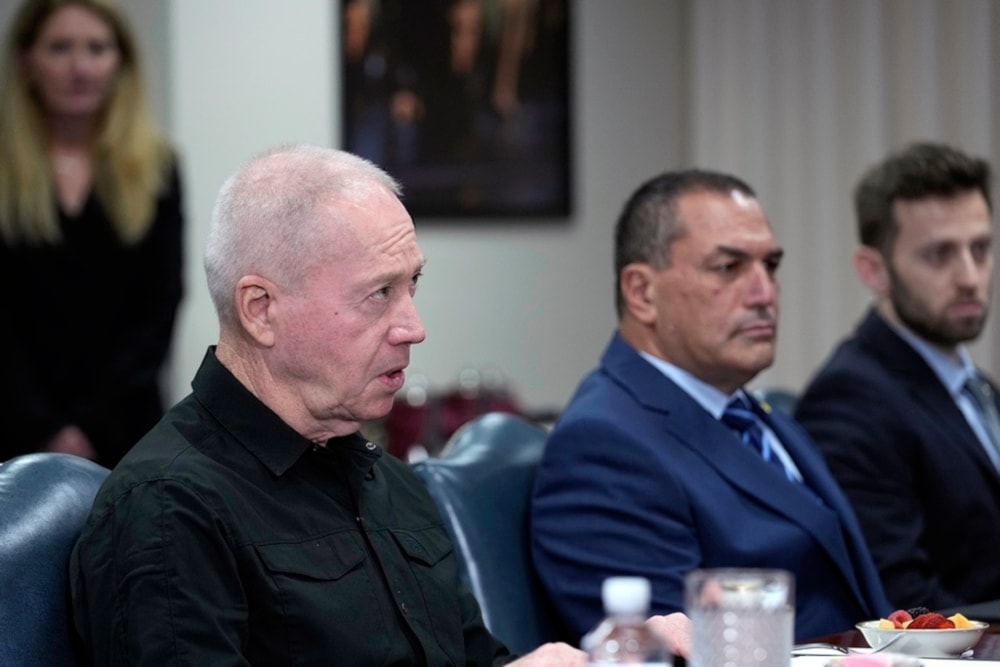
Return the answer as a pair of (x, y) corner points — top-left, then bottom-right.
(721, 396), (793, 480)
(963, 375), (1000, 457)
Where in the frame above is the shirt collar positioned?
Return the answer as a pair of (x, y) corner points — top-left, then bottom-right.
(638, 350), (744, 418)
(887, 320), (976, 397)
(191, 347), (321, 476)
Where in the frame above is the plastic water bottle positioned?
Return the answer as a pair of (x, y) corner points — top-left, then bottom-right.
(583, 576), (671, 665)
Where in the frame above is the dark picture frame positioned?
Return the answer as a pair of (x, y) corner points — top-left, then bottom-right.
(341, 0), (571, 219)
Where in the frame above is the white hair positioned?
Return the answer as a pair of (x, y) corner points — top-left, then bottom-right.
(204, 144), (402, 329)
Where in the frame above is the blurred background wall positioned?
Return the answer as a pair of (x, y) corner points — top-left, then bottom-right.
(1, 0), (997, 417)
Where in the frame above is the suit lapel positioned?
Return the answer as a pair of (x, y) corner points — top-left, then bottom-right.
(601, 334), (875, 610)
(603, 336), (826, 524)
(858, 311), (1000, 478)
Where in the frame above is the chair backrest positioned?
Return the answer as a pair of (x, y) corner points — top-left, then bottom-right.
(411, 412), (564, 655)
(0, 453), (111, 667)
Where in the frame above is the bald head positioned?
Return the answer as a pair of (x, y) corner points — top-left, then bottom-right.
(204, 145), (402, 330)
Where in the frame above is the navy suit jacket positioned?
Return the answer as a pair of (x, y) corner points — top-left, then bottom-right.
(531, 335), (891, 640)
(796, 309), (1000, 608)
(530, 333), (890, 643)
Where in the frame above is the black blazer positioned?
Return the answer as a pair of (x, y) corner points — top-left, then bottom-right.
(796, 308), (1000, 609)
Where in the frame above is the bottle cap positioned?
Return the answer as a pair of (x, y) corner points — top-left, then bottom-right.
(602, 576), (651, 616)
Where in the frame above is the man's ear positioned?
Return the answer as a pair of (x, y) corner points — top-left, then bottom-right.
(620, 262), (658, 324)
(853, 246), (890, 297)
(235, 275), (278, 347)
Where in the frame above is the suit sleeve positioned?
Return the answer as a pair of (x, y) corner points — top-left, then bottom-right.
(531, 415), (700, 641)
(795, 369), (961, 609)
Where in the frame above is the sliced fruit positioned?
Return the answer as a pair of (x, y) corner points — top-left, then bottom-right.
(948, 612), (974, 629)
(888, 609), (913, 628)
(908, 612), (954, 629)
(879, 608), (977, 630)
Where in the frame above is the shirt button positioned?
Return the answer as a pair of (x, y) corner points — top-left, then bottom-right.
(365, 441), (377, 451)
(400, 602), (409, 615)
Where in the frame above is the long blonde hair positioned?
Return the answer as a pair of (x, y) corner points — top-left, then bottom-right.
(0, 0), (171, 245)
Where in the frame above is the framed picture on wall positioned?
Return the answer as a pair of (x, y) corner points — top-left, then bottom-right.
(340, 0), (571, 219)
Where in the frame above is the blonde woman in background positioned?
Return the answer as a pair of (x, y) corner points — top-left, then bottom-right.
(0, 0), (183, 467)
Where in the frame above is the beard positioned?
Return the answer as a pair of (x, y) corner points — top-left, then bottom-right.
(888, 266), (989, 347)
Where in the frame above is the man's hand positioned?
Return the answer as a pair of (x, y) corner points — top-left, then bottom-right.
(44, 425), (97, 460)
(646, 612), (692, 658)
(508, 611), (690, 666)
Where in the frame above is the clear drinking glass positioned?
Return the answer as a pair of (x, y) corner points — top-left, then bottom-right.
(685, 568), (794, 667)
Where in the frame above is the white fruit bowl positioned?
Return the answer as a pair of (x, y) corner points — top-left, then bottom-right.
(855, 619), (989, 657)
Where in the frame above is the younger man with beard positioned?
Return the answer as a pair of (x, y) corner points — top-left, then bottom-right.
(796, 142), (1000, 610)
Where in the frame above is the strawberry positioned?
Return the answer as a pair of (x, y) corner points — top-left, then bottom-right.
(887, 609), (912, 628)
(908, 612), (954, 629)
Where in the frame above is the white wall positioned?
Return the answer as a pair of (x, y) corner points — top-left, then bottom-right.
(168, 0), (339, 401)
(167, 0), (684, 412)
(5, 0), (994, 414)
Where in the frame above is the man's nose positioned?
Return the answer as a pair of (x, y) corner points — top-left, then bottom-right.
(392, 296), (426, 345)
(954, 247), (987, 288)
(746, 262), (778, 306)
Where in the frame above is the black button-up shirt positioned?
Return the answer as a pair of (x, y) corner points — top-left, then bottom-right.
(70, 348), (512, 666)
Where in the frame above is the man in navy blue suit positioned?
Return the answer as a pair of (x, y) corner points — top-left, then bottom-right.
(530, 169), (891, 644)
(796, 142), (1000, 610)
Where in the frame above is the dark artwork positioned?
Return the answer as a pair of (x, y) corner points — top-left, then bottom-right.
(341, 0), (571, 218)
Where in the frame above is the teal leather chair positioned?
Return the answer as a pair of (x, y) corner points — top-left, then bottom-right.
(412, 412), (566, 655)
(753, 386), (798, 416)
(0, 453), (110, 666)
